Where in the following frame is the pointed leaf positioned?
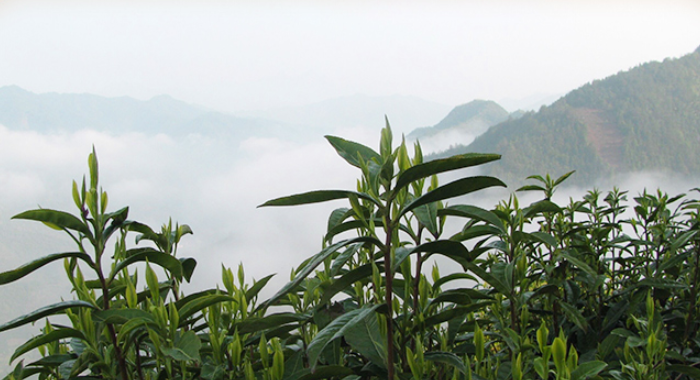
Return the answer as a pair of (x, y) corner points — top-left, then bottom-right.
(260, 190), (380, 208)
(289, 365), (354, 380)
(92, 309), (155, 324)
(234, 312), (311, 334)
(516, 185), (546, 192)
(559, 301), (588, 332)
(325, 220), (366, 242)
(528, 232), (558, 248)
(325, 135), (381, 168)
(395, 153), (501, 191)
(319, 263), (374, 307)
(178, 294), (235, 323)
(257, 236), (382, 311)
(111, 248), (183, 282)
(554, 171), (576, 186)
(343, 307), (388, 369)
(424, 352), (467, 374)
(0, 301), (98, 333)
(401, 176), (506, 217)
(179, 257), (197, 283)
(440, 205), (506, 234)
(570, 361), (606, 380)
(307, 304), (383, 369)
(12, 209), (92, 238)
(524, 200), (562, 218)
(163, 330), (201, 362)
(245, 274), (276, 302)
(432, 273), (478, 290)
(667, 364), (700, 379)
(11, 328), (86, 363)
(0, 252), (93, 285)
(413, 203), (439, 237)
(559, 251), (597, 279)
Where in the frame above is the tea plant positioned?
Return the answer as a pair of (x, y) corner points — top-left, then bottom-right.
(2, 124), (700, 380)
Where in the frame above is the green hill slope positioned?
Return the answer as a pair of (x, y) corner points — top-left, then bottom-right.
(434, 47), (700, 187)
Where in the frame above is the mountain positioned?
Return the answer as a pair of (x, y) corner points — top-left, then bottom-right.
(239, 94), (451, 135)
(0, 86), (293, 140)
(407, 100), (510, 152)
(433, 47), (700, 187)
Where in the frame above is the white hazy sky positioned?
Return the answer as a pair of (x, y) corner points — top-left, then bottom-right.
(1, 0), (699, 112)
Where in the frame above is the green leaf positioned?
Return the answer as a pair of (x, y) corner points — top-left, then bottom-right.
(325, 220), (366, 242)
(667, 364), (700, 379)
(318, 264), (374, 307)
(307, 304), (383, 369)
(127, 221), (159, 243)
(559, 301), (588, 332)
(516, 184), (546, 192)
(0, 252), (94, 285)
(440, 204), (506, 234)
(394, 153), (501, 192)
(259, 190), (380, 208)
(553, 170), (576, 186)
(413, 203), (439, 237)
(0, 301), (98, 333)
(413, 240), (472, 267)
(401, 176), (506, 217)
(163, 330), (201, 362)
(257, 236), (383, 311)
(570, 361), (607, 380)
(325, 135), (381, 168)
(559, 251), (597, 279)
(92, 309), (154, 324)
(327, 208), (352, 231)
(234, 312), (311, 334)
(523, 200), (562, 218)
(420, 304), (492, 330)
(343, 307), (388, 370)
(424, 352), (467, 374)
(287, 365), (354, 380)
(11, 328), (86, 363)
(245, 274), (275, 302)
(529, 231), (557, 247)
(410, 240), (510, 297)
(462, 261), (512, 298)
(428, 288), (494, 307)
(432, 273), (478, 290)
(450, 225), (503, 242)
(178, 294), (235, 323)
(111, 248), (183, 282)
(12, 209), (93, 238)
(179, 257), (197, 283)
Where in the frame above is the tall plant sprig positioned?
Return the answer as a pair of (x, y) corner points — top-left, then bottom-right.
(260, 120), (504, 378)
(0, 149), (199, 380)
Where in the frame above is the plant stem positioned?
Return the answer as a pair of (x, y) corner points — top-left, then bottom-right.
(383, 217), (395, 380)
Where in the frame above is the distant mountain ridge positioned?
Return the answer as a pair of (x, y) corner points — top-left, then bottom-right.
(409, 100), (509, 138)
(0, 86), (292, 140)
(0, 87), (453, 140)
(240, 93), (451, 135)
(406, 100), (516, 154)
(433, 47), (700, 187)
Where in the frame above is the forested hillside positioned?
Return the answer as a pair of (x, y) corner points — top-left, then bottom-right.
(434, 46), (700, 186)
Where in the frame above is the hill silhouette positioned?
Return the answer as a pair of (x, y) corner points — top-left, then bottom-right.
(432, 48), (700, 187)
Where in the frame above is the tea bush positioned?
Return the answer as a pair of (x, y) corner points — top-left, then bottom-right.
(2, 125), (700, 379)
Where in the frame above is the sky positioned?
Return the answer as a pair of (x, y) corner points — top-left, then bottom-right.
(0, 1), (699, 112)
(0, 0), (700, 370)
